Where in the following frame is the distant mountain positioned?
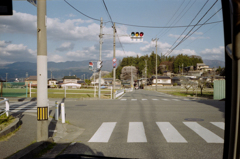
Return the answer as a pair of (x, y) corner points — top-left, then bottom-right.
(0, 59), (116, 81)
(203, 59), (225, 68)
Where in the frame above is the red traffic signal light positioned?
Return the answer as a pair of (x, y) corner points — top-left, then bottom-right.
(140, 32), (144, 37)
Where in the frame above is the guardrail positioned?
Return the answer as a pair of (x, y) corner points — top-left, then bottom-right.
(0, 97), (9, 117)
(115, 89), (124, 98)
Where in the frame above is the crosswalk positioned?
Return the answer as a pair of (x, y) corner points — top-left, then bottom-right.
(88, 122), (224, 144)
(120, 98), (194, 102)
(2, 101), (56, 113)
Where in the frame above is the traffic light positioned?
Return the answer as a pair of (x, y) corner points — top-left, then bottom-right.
(130, 32), (144, 38)
(89, 62), (93, 70)
(97, 60), (103, 70)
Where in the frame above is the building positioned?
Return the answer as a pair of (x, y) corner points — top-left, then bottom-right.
(48, 79), (57, 88)
(196, 63), (213, 72)
(62, 76), (79, 84)
(25, 76), (37, 86)
(150, 76), (172, 86)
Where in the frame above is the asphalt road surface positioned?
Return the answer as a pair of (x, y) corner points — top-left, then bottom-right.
(60, 90), (225, 159)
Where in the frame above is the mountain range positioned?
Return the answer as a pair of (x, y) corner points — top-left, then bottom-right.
(0, 59), (224, 81)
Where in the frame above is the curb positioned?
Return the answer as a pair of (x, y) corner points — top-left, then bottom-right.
(6, 140), (53, 159)
(0, 117), (22, 138)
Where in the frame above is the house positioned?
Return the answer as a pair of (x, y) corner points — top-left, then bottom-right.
(25, 76), (37, 86)
(196, 63), (213, 72)
(62, 76), (79, 84)
(95, 78), (105, 85)
(103, 78), (113, 85)
(163, 71), (172, 77)
(150, 76), (172, 86)
(171, 76), (181, 86)
(62, 83), (81, 89)
(48, 79), (57, 88)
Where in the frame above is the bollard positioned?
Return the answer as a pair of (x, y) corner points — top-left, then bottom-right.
(61, 103), (65, 123)
(4, 98), (9, 117)
(55, 101), (58, 120)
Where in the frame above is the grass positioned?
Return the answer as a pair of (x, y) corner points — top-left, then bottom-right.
(0, 125), (21, 142)
(164, 91), (213, 98)
(0, 113), (15, 131)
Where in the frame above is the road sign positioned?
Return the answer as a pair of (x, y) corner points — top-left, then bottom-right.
(112, 58), (117, 63)
(113, 62), (117, 67)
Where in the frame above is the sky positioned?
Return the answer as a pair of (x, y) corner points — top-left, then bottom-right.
(0, 0), (224, 65)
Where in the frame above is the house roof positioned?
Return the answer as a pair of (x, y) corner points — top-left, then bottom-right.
(152, 76), (171, 79)
(25, 76), (37, 81)
(48, 79), (57, 81)
(104, 78), (113, 80)
(63, 76), (78, 79)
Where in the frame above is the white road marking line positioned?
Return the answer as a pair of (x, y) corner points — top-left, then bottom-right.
(142, 99), (147, 101)
(152, 99), (159, 100)
(131, 99), (137, 101)
(184, 122), (224, 143)
(172, 99), (180, 101)
(121, 99), (127, 101)
(88, 122), (116, 143)
(162, 99), (169, 101)
(127, 122), (147, 143)
(210, 122), (225, 130)
(183, 99), (190, 101)
(156, 122), (187, 143)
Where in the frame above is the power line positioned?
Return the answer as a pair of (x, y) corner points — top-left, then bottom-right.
(165, 7), (222, 56)
(102, 0), (126, 55)
(156, 0), (186, 37)
(165, 0), (219, 56)
(157, 0), (193, 38)
(165, 0), (210, 55)
(64, 0), (222, 29)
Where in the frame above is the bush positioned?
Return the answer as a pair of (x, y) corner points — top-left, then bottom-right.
(173, 83), (177, 86)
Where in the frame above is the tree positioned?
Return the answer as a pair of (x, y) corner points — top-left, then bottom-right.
(181, 77), (192, 93)
(198, 78), (207, 95)
(85, 79), (91, 85)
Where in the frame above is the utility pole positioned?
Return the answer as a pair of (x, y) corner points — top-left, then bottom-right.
(84, 74), (85, 81)
(98, 17), (103, 99)
(131, 65), (133, 90)
(6, 73), (8, 82)
(152, 38), (159, 91)
(182, 63), (184, 75)
(113, 22), (116, 99)
(37, 0), (48, 142)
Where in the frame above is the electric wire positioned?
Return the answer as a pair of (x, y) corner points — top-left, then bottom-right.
(157, 0), (193, 39)
(165, 0), (219, 56)
(155, 0), (186, 37)
(165, 0), (209, 55)
(165, 7), (222, 56)
(102, 0), (126, 55)
(64, 0), (222, 29)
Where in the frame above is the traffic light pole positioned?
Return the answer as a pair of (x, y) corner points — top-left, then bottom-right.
(113, 23), (116, 99)
(37, 0), (48, 142)
(98, 18), (103, 99)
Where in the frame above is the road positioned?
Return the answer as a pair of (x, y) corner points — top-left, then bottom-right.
(59, 89), (225, 159)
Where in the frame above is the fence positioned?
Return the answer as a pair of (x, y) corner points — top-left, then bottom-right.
(0, 98), (9, 117)
(115, 89), (124, 98)
(0, 82), (27, 97)
(213, 80), (226, 100)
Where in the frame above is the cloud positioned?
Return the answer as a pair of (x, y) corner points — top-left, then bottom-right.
(56, 42), (74, 52)
(106, 50), (142, 58)
(48, 54), (66, 62)
(0, 40), (36, 64)
(199, 46), (224, 61)
(168, 33), (210, 40)
(140, 41), (171, 53)
(0, 11), (105, 41)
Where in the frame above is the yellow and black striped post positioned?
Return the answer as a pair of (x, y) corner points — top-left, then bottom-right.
(37, 107), (48, 120)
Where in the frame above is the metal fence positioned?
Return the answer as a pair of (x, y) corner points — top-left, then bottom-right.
(0, 82), (27, 98)
(213, 80), (226, 100)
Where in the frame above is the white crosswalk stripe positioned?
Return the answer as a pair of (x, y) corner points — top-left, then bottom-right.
(162, 99), (169, 101)
(88, 122), (116, 143)
(88, 122), (224, 144)
(152, 99), (159, 100)
(172, 99), (180, 101)
(131, 99), (137, 101)
(184, 122), (224, 143)
(156, 122), (187, 143)
(142, 99), (147, 101)
(210, 122), (225, 130)
(121, 99), (127, 101)
(127, 122), (147, 143)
